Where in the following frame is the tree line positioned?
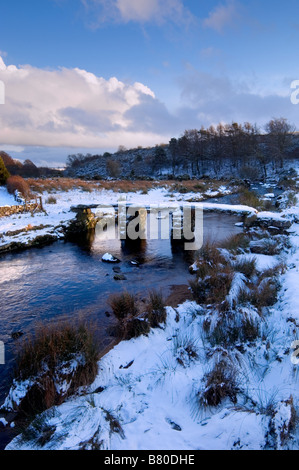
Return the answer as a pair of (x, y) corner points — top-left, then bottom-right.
(65, 118), (297, 179)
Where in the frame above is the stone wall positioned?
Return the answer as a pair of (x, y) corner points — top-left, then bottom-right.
(0, 201), (43, 218)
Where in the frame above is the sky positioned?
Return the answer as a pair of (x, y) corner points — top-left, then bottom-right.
(1, 0), (299, 167)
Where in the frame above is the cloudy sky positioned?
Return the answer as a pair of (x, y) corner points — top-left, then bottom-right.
(1, 0), (299, 166)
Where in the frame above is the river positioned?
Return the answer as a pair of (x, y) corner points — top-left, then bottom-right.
(0, 211), (243, 448)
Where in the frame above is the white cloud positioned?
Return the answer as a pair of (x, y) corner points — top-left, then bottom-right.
(0, 56), (169, 149)
(82, 0), (193, 26)
(0, 56), (296, 163)
(203, 0), (240, 33)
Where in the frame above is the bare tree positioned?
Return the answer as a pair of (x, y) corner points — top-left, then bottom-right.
(265, 117), (296, 168)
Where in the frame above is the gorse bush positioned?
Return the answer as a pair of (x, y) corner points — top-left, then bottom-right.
(0, 156), (10, 185)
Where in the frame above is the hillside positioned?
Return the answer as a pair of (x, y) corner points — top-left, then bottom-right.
(64, 127), (299, 182)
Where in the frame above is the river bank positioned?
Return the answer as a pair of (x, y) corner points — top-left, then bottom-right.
(1, 178), (299, 450)
(0, 181), (293, 255)
(3, 213), (299, 449)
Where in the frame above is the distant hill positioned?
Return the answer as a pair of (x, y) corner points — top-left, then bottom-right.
(65, 135), (299, 182)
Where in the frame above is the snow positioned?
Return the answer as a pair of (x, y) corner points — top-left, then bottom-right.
(2, 179), (299, 450)
(0, 418), (8, 427)
(236, 253), (281, 272)
(102, 252), (119, 263)
(0, 187), (15, 207)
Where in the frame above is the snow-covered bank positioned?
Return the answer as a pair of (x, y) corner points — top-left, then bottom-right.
(1, 179), (299, 450)
(0, 187), (16, 207)
(3, 220), (299, 450)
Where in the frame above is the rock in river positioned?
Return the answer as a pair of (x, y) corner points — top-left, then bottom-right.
(102, 253), (120, 263)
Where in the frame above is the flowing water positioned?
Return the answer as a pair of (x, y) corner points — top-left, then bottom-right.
(0, 211), (243, 448)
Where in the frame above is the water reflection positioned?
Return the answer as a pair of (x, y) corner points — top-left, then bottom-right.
(0, 211), (243, 406)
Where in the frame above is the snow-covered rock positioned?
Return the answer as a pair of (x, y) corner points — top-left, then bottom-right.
(101, 253), (120, 263)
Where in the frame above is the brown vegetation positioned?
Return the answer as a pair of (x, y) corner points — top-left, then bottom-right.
(25, 177), (233, 196)
(14, 321), (99, 415)
(198, 360), (239, 408)
(108, 289), (167, 341)
(6, 175), (31, 198)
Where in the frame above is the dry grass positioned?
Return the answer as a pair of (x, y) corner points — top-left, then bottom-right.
(108, 291), (150, 340)
(108, 291), (138, 320)
(198, 360), (239, 408)
(237, 188), (263, 209)
(221, 233), (250, 253)
(146, 289), (167, 328)
(14, 321), (99, 415)
(108, 289), (167, 340)
(45, 196), (57, 204)
(25, 177), (232, 196)
(205, 307), (260, 346)
(189, 242), (234, 306)
(233, 257), (257, 279)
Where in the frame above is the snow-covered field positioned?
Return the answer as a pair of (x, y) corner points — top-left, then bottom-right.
(1, 180), (299, 450)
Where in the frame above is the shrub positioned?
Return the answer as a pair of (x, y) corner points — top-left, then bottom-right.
(6, 175), (30, 198)
(237, 188), (262, 209)
(108, 291), (138, 320)
(0, 156), (10, 185)
(250, 279), (279, 309)
(46, 196), (57, 204)
(233, 257), (256, 279)
(106, 159), (121, 178)
(108, 291), (150, 340)
(13, 321), (99, 415)
(198, 360), (238, 408)
(221, 233), (250, 254)
(146, 289), (167, 327)
(285, 192), (298, 208)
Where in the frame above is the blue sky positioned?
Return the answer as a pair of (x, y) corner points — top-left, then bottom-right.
(0, 0), (299, 166)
